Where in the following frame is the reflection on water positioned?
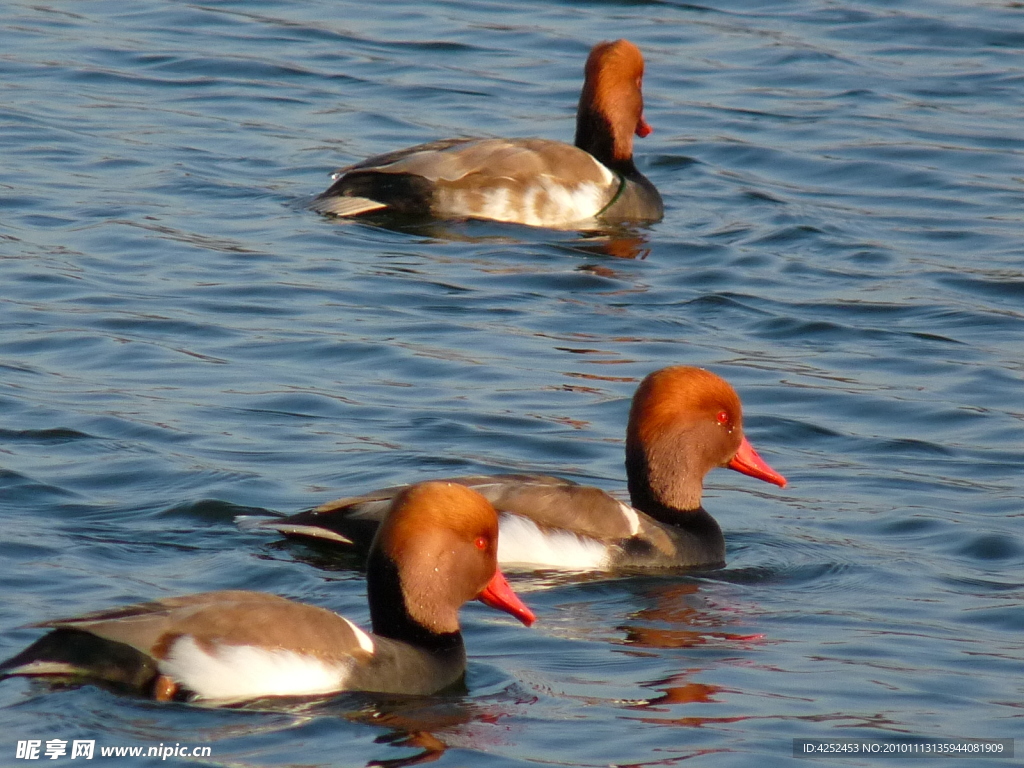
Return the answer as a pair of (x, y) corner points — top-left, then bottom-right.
(2, 0), (1023, 765)
(325, 212), (654, 262)
(617, 582), (765, 651)
(633, 674), (721, 709)
(567, 231), (652, 262)
(237, 691), (521, 768)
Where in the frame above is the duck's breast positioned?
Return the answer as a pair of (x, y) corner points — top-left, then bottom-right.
(600, 173), (664, 223)
(341, 634), (468, 696)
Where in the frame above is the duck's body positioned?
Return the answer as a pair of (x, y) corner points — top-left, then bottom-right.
(3, 591), (461, 699)
(1, 483), (535, 702)
(313, 40), (663, 228)
(243, 367), (787, 571)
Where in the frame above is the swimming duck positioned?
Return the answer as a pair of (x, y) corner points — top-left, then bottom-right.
(1, 482), (536, 701)
(244, 367), (786, 571)
(312, 39), (663, 228)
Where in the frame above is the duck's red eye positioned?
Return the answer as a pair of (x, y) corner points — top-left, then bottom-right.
(475, 536), (488, 550)
(716, 410), (730, 425)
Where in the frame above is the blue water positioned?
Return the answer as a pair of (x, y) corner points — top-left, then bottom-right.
(2, 0), (1022, 765)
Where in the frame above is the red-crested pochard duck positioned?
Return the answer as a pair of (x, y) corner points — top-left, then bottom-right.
(312, 39), (663, 228)
(0, 482), (535, 702)
(242, 367), (787, 571)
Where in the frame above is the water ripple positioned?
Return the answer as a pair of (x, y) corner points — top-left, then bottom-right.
(1, 0), (1023, 765)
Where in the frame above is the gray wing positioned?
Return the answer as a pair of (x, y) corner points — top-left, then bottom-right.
(244, 474), (641, 549)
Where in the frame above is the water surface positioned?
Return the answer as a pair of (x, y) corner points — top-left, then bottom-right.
(1, 0), (1022, 766)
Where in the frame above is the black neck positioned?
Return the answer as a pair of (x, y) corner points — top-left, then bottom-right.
(634, 498), (722, 538)
(575, 109), (638, 178)
(366, 551), (465, 655)
(626, 444), (703, 521)
(629, 496), (725, 567)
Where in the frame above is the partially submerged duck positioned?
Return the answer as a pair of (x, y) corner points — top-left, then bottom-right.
(1, 482), (535, 702)
(243, 367), (787, 571)
(313, 40), (663, 228)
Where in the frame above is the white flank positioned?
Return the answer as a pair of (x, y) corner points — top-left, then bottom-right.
(618, 502), (641, 536)
(160, 636), (350, 701)
(469, 179), (612, 229)
(497, 514), (610, 570)
(532, 179), (611, 228)
(473, 187), (514, 223)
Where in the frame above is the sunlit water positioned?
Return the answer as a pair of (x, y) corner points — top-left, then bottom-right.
(1, 0), (1022, 766)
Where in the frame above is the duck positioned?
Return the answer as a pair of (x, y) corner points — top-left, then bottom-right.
(241, 367), (787, 571)
(311, 39), (663, 228)
(0, 482), (536, 702)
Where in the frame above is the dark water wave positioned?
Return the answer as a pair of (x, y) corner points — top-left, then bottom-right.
(1, 0), (1022, 766)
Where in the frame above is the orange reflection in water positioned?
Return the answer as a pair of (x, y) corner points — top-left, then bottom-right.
(246, 691), (519, 768)
(612, 581), (768, 731)
(571, 230), (652, 261)
(617, 582), (765, 651)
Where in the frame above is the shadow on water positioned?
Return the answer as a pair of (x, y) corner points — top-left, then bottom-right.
(614, 580), (765, 651)
(13, 676), (512, 768)
(225, 688), (529, 768)
(312, 206), (656, 262)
